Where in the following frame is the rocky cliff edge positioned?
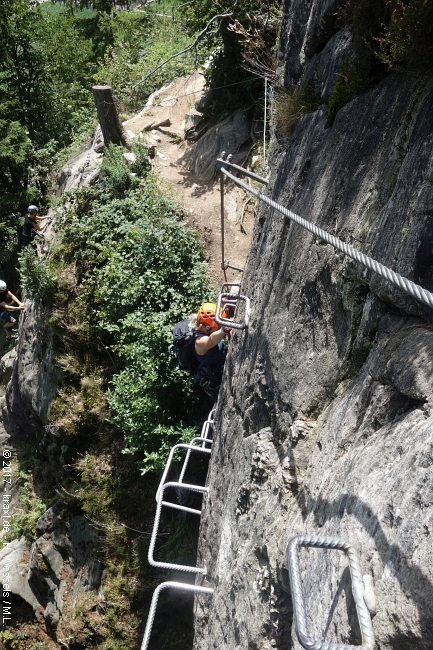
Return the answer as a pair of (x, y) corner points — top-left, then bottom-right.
(193, 2), (433, 649)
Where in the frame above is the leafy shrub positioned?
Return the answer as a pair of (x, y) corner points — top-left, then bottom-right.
(18, 244), (57, 302)
(375, 0), (433, 70)
(326, 0), (389, 126)
(179, 0), (280, 118)
(100, 142), (135, 192)
(54, 151), (213, 471)
(6, 470), (46, 542)
(131, 139), (152, 176)
(95, 8), (208, 115)
(327, 0), (433, 125)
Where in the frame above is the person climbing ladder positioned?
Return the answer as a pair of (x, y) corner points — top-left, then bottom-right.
(171, 302), (231, 403)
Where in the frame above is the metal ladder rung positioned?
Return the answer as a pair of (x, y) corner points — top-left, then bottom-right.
(156, 442), (212, 502)
(216, 282), (250, 330)
(148, 481), (209, 573)
(140, 581), (213, 650)
(160, 500), (202, 515)
(287, 535), (375, 650)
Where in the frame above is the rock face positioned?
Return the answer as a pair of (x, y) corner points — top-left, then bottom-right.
(0, 506), (103, 631)
(7, 302), (62, 434)
(193, 3), (433, 650)
(178, 109), (250, 181)
(0, 145), (105, 641)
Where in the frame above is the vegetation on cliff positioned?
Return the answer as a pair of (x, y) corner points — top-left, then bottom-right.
(327, 0), (433, 125)
(11, 139), (214, 648)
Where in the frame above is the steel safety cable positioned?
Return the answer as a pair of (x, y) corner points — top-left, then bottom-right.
(218, 162), (433, 311)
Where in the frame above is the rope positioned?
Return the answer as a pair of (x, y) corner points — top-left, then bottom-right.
(140, 581), (213, 650)
(287, 535), (375, 650)
(217, 159), (433, 311)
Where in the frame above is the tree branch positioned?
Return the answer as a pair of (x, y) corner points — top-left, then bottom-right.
(133, 11), (234, 88)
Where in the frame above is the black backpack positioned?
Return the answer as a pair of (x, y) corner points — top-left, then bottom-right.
(170, 318), (201, 374)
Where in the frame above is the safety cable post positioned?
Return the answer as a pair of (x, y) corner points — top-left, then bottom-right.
(287, 535), (375, 650)
(223, 261), (245, 273)
(220, 160), (226, 280)
(140, 581), (213, 650)
(219, 165), (433, 311)
(216, 157), (268, 185)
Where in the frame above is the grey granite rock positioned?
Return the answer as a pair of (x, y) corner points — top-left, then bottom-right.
(193, 6), (433, 650)
(178, 109), (250, 181)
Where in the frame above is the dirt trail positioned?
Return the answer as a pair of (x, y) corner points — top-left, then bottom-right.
(123, 72), (256, 288)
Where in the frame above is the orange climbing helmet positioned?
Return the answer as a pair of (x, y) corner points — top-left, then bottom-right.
(197, 302), (217, 327)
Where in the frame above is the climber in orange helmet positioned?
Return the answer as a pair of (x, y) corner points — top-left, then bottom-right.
(192, 302), (231, 401)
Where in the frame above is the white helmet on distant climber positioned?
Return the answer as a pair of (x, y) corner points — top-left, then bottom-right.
(0, 281), (7, 291)
(27, 205), (39, 213)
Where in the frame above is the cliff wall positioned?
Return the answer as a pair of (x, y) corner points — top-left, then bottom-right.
(193, 2), (433, 649)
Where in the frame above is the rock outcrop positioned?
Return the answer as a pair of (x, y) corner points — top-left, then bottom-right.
(193, 3), (433, 650)
(0, 506), (103, 632)
(178, 109), (251, 181)
(0, 148), (105, 641)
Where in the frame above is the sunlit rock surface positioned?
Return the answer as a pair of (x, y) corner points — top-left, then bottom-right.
(193, 2), (433, 649)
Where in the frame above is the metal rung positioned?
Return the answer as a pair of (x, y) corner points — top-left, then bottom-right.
(141, 581), (213, 650)
(156, 443), (211, 502)
(287, 535), (375, 650)
(161, 500), (202, 515)
(158, 408), (215, 500)
(148, 482), (209, 573)
(222, 260), (244, 273)
(178, 435), (212, 484)
(216, 282), (250, 330)
(178, 415), (215, 483)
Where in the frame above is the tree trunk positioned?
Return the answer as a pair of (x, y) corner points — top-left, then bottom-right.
(92, 85), (128, 148)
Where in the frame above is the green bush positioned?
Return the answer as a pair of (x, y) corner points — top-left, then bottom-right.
(18, 244), (58, 303)
(179, 0), (279, 118)
(327, 0), (433, 125)
(375, 0), (433, 70)
(6, 470), (46, 542)
(55, 148), (213, 471)
(95, 8), (209, 115)
(100, 142), (135, 192)
(326, 0), (389, 126)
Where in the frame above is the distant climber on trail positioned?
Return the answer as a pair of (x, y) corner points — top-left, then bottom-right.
(22, 205), (52, 240)
(171, 302), (231, 403)
(0, 281), (24, 339)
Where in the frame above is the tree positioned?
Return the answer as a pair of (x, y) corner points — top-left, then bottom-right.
(178, 0), (279, 117)
(0, 0), (96, 262)
(52, 0), (129, 14)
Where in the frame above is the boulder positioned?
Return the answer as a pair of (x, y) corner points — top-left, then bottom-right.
(178, 109), (250, 181)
